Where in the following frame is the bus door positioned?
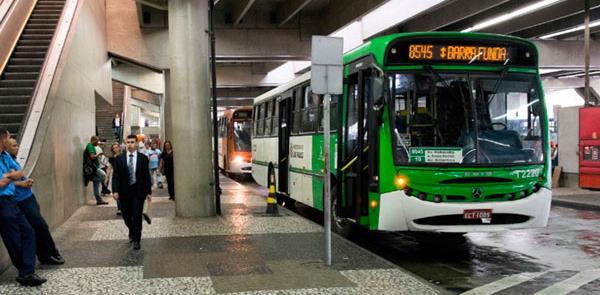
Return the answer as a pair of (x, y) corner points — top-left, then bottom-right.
(338, 67), (377, 221)
(278, 96), (292, 194)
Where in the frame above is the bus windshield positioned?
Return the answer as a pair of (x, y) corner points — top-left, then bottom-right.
(388, 71), (544, 166)
(233, 120), (252, 152)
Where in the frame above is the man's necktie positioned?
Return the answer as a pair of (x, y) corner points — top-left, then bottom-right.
(128, 154), (136, 185)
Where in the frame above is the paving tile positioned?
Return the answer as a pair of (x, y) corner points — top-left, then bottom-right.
(211, 260), (355, 293)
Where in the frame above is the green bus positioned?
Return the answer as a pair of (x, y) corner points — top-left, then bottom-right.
(252, 32), (551, 235)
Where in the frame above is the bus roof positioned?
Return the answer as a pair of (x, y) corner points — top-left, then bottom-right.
(253, 72), (310, 105)
(253, 32), (538, 106)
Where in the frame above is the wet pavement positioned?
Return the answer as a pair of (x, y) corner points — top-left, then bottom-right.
(0, 176), (440, 294)
(260, 177), (600, 294)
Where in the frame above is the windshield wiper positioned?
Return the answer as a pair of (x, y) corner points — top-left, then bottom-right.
(488, 60), (511, 104)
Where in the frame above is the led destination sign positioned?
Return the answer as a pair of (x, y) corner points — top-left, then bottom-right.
(385, 38), (537, 67)
(407, 44), (508, 63)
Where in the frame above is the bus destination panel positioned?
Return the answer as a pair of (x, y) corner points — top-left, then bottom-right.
(385, 38), (536, 67)
(407, 44), (509, 63)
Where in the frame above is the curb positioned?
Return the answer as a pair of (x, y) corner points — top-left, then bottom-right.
(551, 199), (600, 211)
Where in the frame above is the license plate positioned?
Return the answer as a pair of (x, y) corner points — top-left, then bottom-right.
(463, 209), (492, 220)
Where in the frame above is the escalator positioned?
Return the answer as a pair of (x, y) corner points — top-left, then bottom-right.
(0, 0), (65, 138)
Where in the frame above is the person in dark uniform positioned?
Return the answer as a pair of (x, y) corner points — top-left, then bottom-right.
(111, 135), (152, 250)
(159, 140), (174, 200)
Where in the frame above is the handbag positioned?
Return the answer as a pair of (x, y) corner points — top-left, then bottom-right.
(143, 199), (152, 224)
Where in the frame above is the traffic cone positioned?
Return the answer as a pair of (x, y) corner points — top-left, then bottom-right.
(266, 173), (278, 214)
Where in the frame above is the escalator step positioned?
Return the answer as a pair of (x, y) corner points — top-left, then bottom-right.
(0, 80), (37, 87)
(0, 88), (35, 96)
(0, 95), (31, 105)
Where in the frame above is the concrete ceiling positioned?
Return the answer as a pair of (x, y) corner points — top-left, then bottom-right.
(134, 0), (600, 107)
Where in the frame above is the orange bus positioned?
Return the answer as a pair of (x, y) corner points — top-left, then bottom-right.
(218, 108), (253, 175)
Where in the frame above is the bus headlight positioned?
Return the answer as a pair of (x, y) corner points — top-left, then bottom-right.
(394, 175), (408, 189)
(233, 155), (244, 163)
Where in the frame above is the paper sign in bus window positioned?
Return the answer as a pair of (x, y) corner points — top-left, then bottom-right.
(409, 147), (463, 163)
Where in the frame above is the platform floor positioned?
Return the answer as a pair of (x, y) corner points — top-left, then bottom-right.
(552, 187), (600, 211)
(0, 177), (439, 294)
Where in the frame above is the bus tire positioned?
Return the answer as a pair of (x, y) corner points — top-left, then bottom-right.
(331, 185), (354, 237)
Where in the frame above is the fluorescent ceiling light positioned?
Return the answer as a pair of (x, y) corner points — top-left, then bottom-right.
(540, 20), (600, 39)
(462, 0), (561, 32)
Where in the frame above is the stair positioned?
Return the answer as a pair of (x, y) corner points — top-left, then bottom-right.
(0, 0), (66, 137)
(95, 82), (126, 145)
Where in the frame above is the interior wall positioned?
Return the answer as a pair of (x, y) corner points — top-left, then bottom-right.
(557, 106), (580, 187)
(0, 0), (112, 271)
(106, 0), (168, 68)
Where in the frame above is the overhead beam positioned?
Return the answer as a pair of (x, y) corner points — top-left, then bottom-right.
(535, 40), (600, 69)
(486, 0), (598, 35)
(135, 0), (167, 10)
(402, 0), (510, 32)
(111, 62), (165, 94)
(318, 0), (385, 35)
(276, 0), (312, 26)
(515, 7), (600, 38)
(216, 28), (310, 60)
(231, 0), (256, 26)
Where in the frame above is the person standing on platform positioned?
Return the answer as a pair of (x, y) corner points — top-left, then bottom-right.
(96, 141), (111, 196)
(86, 136), (108, 205)
(4, 138), (65, 265)
(0, 129), (46, 286)
(107, 143), (123, 216)
(112, 113), (121, 142)
(146, 141), (162, 189)
(112, 135), (152, 250)
(159, 140), (174, 200)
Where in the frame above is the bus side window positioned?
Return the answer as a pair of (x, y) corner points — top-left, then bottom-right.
(265, 100), (272, 136)
(252, 106), (258, 136)
(257, 104), (264, 137)
(273, 99), (279, 136)
(292, 88), (301, 134)
(317, 94), (338, 132)
(301, 85), (318, 133)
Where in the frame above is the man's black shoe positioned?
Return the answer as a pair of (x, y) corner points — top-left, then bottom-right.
(16, 273), (47, 286)
(40, 255), (65, 265)
(133, 241), (141, 250)
(96, 201), (108, 205)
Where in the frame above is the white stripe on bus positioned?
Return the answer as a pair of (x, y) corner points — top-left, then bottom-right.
(461, 271), (548, 295)
(533, 269), (600, 295)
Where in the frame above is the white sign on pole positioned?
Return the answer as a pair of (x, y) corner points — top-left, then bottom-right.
(311, 36), (343, 95)
(311, 36), (343, 267)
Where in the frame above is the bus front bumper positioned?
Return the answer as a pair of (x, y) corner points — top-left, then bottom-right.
(377, 188), (551, 233)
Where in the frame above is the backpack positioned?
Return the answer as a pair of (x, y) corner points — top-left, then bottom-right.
(83, 148), (96, 183)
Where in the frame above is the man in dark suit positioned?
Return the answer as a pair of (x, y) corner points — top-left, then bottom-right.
(112, 135), (152, 250)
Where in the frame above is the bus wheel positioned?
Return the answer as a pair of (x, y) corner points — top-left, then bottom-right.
(331, 186), (354, 237)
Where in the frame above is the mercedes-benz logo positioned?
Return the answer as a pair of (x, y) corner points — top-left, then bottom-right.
(472, 188), (482, 198)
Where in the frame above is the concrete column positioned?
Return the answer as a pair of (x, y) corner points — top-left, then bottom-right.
(123, 85), (132, 136)
(162, 70), (172, 141)
(168, 0), (215, 217)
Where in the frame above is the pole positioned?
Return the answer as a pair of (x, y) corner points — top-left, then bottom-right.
(584, 0), (591, 106)
(323, 93), (332, 266)
(209, 0), (221, 215)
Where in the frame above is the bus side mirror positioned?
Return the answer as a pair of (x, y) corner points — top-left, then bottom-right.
(373, 76), (384, 109)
